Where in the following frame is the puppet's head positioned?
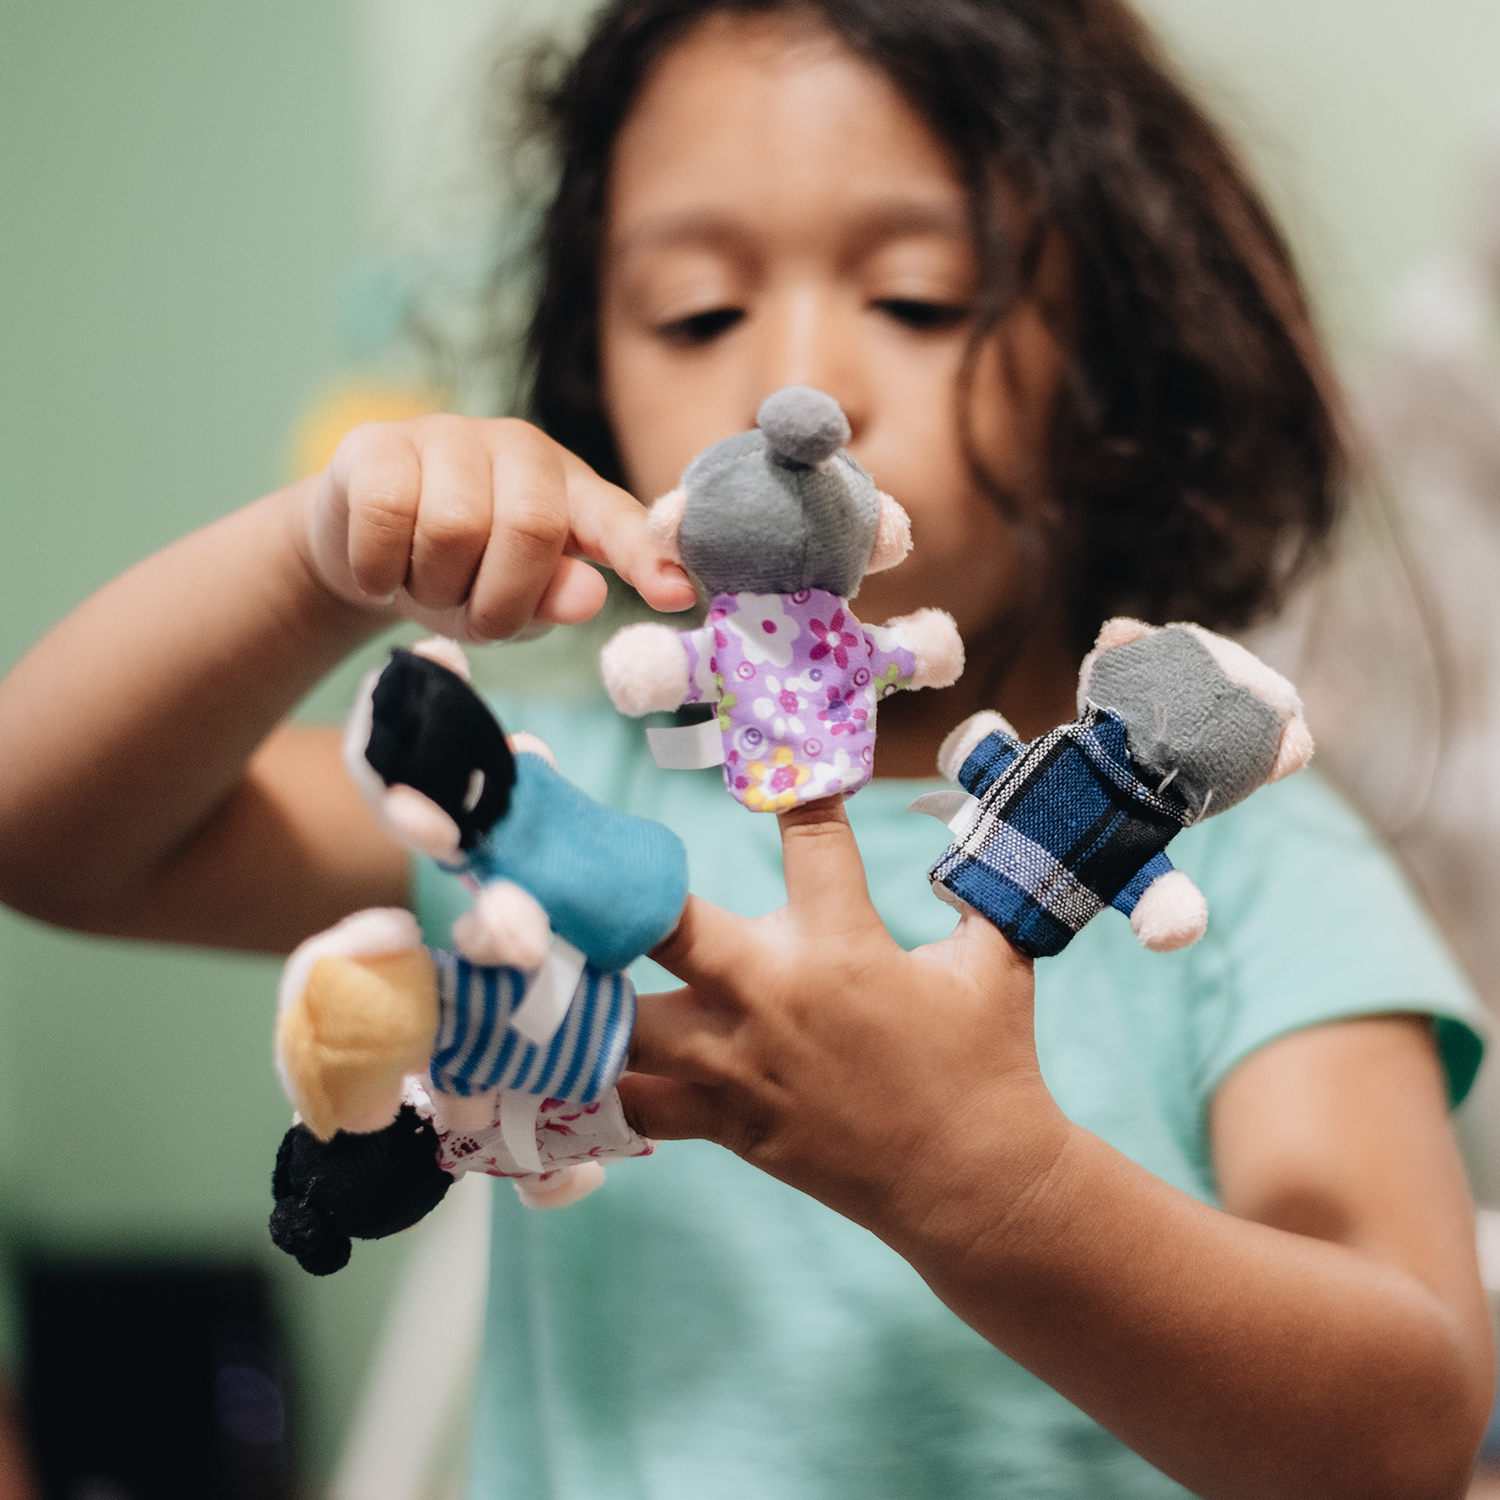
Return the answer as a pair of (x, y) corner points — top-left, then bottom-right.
(647, 385), (911, 598)
(1076, 618), (1313, 819)
(344, 640), (518, 862)
(269, 1104), (453, 1276)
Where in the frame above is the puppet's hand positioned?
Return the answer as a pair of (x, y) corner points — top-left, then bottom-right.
(303, 417), (695, 642)
(600, 623), (691, 716)
(618, 799), (1067, 1249)
(1129, 869), (1208, 952)
(452, 880), (552, 969)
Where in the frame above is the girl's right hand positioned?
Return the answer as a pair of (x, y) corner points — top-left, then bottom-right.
(305, 416), (697, 641)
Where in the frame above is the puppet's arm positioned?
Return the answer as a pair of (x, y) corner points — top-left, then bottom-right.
(452, 879), (551, 969)
(867, 608), (964, 694)
(1109, 852), (1209, 953)
(938, 711), (1025, 795)
(600, 620), (717, 717)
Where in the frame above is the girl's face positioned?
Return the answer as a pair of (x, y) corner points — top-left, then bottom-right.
(598, 11), (1068, 646)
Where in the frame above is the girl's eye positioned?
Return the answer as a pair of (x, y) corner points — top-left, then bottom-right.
(874, 298), (968, 332)
(657, 307), (745, 345)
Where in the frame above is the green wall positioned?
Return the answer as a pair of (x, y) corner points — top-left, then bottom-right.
(0, 3), (411, 1482)
(1140, 0), (1500, 357)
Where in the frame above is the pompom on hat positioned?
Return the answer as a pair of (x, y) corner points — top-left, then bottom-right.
(757, 385), (851, 466)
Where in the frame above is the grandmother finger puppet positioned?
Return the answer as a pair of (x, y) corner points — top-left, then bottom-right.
(915, 618), (1313, 958)
(600, 386), (964, 810)
(269, 640), (687, 1274)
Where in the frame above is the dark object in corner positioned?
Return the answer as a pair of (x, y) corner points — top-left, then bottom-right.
(24, 1260), (293, 1499)
(269, 1103), (453, 1275)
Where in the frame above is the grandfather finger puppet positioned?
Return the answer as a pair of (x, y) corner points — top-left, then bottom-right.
(916, 618), (1313, 958)
(600, 385), (964, 811)
(270, 640), (688, 1271)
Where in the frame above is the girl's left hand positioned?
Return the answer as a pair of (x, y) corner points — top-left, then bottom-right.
(619, 797), (1069, 1248)
(623, 799), (1495, 1500)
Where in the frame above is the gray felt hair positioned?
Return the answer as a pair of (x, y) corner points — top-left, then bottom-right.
(675, 386), (880, 598)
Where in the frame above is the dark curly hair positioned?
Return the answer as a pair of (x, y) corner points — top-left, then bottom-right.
(521, 0), (1344, 652)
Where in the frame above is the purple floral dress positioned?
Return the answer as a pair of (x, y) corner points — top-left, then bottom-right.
(678, 589), (917, 811)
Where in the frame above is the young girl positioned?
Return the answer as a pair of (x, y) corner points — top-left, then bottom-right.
(0, 1), (1492, 1496)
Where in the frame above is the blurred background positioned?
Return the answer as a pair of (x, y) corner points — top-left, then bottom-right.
(2, 0), (1499, 1493)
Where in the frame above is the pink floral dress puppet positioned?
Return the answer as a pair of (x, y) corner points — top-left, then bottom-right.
(601, 386), (965, 810)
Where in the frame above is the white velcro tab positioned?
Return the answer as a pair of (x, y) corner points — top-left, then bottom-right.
(499, 1090), (544, 1175)
(510, 935), (587, 1048)
(646, 721), (725, 770)
(907, 790), (982, 837)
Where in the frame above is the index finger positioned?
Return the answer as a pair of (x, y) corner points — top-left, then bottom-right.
(776, 796), (882, 936)
(560, 448), (697, 614)
(648, 893), (761, 992)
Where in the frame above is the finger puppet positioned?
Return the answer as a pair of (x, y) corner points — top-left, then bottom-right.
(270, 910), (652, 1275)
(345, 639), (689, 972)
(269, 642), (688, 1270)
(271, 1089), (652, 1275)
(600, 385), (964, 811)
(915, 618), (1313, 958)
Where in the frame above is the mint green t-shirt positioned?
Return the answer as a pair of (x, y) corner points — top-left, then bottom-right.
(412, 695), (1486, 1500)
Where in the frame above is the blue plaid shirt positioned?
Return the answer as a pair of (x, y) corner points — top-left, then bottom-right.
(930, 708), (1193, 958)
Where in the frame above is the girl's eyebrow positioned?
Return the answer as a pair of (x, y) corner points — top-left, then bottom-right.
(610, 199), (970, 261)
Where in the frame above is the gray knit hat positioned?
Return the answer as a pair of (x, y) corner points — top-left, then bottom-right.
(675, 386), (880, 598)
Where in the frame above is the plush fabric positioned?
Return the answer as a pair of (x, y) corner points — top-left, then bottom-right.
(269, 1104), (453, 1276)
(408, 694), (1484, 1500)
(599, 621), (692, 718)
(676, 589), (917, 809)
(427, 948), (635, 1105)
(931, 709), (1192, 958)
(457, 750), (689, 971)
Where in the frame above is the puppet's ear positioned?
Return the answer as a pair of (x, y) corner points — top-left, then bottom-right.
(1094, 617), (1154, 653)
(1077, 618), (1155, 715)
(1268, 714), (1315, 782)
(866, 494), (913, 574)
(410, 636), (471, 681)
(647, 488), (687, 565)
(507, 731), (557, 768)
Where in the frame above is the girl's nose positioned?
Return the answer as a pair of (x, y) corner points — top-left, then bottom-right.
(747, 284), (870, 447)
